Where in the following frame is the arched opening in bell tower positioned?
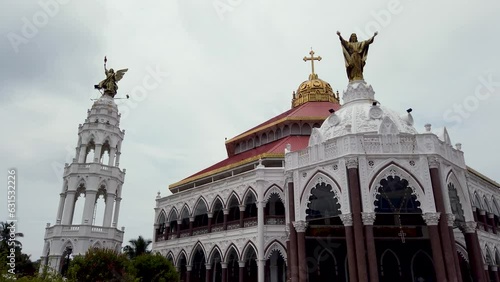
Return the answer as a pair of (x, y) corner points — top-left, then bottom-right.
(72, 185), (86, 225)
(100, 141), (111, 165)
(93, 186), (107, 226)
(84, 140), (96, 163)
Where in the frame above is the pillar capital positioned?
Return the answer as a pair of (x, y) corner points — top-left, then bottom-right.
(479, 209), (486, 216)
(223, 208), (229, 215)
(427, 156), (440, 168)
(346, 157), (359, 169)
(293, 220), (308, 233)
(189, 217), (195, 222)
(177, 220), (182, 225)
(491, 266), (498, 272)
(238, 261), (246, 268)
(461, 221), (477, 233)
(207, 212), (213, 218)
(186, 265), (192, 271)
(340, 213), (353, 226)
(446, 213), (456, 227)
(422, 212), (441, 226)
(361, 212), (376, 225)
(205, 263), (211, 270)
(221, 262), (228, 269)
(239, 204), (246, 212)
(487, 212), (495, 219)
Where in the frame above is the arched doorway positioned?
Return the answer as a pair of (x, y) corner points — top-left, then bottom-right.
(191, 247), (206, 282)
(411, 250), (435, 282)
(265, 250), (286, 282)
(242, 246), (258, 282)
(226, 247), (240, 282)
(308, 249), (338, 282)
(305, 181), (346, 280)
(374, 173), (433, 282)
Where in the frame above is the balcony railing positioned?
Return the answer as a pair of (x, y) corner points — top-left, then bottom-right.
(265, 215), (285, 225)
(155, 215), (285, 242)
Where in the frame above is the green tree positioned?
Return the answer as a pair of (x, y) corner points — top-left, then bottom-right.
(67, 248), (135, 282)
(133, 253), (179, 282)
(123, 236), (152, 259)
(0, 221), (24, 250)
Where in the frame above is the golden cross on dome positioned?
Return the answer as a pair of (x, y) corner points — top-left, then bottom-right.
(303, 49), (322, 75)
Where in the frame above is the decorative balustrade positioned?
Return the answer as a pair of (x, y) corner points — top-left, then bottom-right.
(265, 215), (285, 225)
(211, 224), (224, 233)
(286, 134), (465, 171)
(227, 221), (240, 230)
(156, 215), (285, 242)
(192, 226), (209, 236)
(244, 217), (258, 227)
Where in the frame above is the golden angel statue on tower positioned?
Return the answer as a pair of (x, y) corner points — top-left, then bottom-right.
(94, 56), (128, 97)
(337, 31), (378, 82)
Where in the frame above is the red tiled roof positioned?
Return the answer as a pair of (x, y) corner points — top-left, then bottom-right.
(169, 136), (310, 189)
(225, 102), (340, 144)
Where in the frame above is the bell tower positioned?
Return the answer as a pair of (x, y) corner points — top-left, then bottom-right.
(40, 93), (126, 274)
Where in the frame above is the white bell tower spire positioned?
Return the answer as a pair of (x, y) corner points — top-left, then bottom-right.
(40, 93), (127, 274)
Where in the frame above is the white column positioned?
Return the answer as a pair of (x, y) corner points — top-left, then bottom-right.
(94, 144), (102, 163)
(78, 145), (87, 163)
(103, 194), (115, 227)
(61, 191), (76, 225)
(82, 191), (97, 225)
(115, 152), (121, 167)
(257, 200), (265, 282)
(108, 148), (116, 166)
(112, 197), (122, 227)
(56, 193), (66, 224)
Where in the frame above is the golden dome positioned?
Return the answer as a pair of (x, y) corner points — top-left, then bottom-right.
(292, 73), (339, 108)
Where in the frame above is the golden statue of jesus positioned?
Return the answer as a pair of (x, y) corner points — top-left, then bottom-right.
(337, 31), (378, 81)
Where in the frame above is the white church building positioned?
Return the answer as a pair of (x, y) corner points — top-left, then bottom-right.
(153, 50), (500, 282)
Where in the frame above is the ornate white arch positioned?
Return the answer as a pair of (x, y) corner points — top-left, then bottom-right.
(210, 196), (224, 213)
(263, 185), (285, 204)
(370, 164), (432, 213)
(175, 249), (188, 267)
(446, 171), (474, 222)
(167, 207), (179, 222)
(241, 241), (258, 261)
(189, 241), (207, 265)
(92, 241), (102, 249)
(179, 204), (191, 219)
(193, 196), (209, 216)
(242, 187), (257, 203)
(157, 209), (167, 224)
(456, 242), (469, 263)
(224, 244), (240, 263)
(60, 239), (74, 254)
(484, 244), (495, 265)
(207, 245), (223, 264)
(226, 191), (241, 208)
(264, 241), (287, 263)
(300, 171), (344, 220)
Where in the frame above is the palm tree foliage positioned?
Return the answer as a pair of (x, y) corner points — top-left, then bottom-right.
(123, 235), (152, 259)
(0, 221), (24, 249)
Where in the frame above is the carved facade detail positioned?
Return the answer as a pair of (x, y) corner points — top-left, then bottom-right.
(422, 212), (441, 226)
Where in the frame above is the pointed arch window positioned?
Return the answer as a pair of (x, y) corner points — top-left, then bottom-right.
(306, 182), (341, 226)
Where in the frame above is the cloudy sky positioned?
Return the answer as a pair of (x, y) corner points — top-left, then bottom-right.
(1, 0), (499, 259)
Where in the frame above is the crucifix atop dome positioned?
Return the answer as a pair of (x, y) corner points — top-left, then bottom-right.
(303, 49), (322, 80)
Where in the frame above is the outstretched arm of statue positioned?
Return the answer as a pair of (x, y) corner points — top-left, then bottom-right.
(366, 32), (378, 44)
(337, 31), (349, 49)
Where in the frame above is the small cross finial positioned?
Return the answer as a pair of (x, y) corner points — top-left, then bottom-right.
(303, 49), (322, 76)
(398, 229), (406, 243)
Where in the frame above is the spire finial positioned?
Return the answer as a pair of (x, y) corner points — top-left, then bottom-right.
(303, 49), (322, 79)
